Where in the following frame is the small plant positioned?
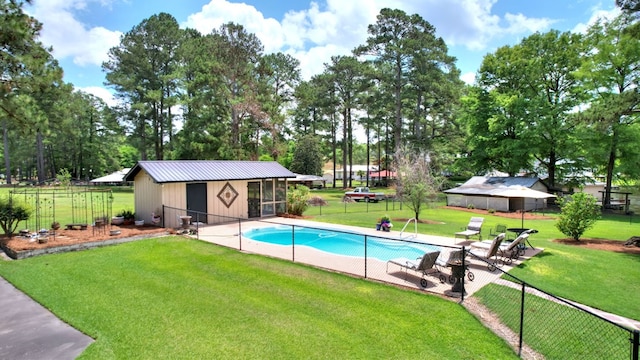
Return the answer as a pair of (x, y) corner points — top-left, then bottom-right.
(0, 196), (31, 237)
(307, 196), (328, 206)
(287, 185), (310, 216)
(487, 208), (496, 214)
(51, 221), (60, 230)
(467, 204), (475, 209)
(555, 192), (600, 241)
(117, 209), (135, 220)
(57, 168), (72, 187)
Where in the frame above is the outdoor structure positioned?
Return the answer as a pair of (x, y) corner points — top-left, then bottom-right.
(369, 170), (396, 186)
(123, 160), (296, 228)
(444, 176), (551, 212)
(288, 174), (326, 189)
(90, 168), (131, 186)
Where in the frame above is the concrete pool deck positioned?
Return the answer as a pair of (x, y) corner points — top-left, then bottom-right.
(190, 218), (544, 298)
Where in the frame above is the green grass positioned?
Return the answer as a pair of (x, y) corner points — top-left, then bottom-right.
(474, 284), (631, 360)
(1, 185), (638, 358)
(0, 237), (517, 359)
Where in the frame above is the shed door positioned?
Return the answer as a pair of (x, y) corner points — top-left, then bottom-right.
(248, 182), (261, 218)
(187, 183), (207, 223)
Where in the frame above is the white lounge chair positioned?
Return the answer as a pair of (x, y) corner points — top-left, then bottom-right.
(454, 217), (484, 241)
(386, 250), (441, 288)
(469, 233), (505, 271)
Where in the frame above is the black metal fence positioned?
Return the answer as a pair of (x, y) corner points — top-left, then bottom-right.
(467, 252), (639, 359)
(161, 207), (639, 359)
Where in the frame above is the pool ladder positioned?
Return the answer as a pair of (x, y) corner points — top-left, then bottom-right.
(399, 218), (418, 239)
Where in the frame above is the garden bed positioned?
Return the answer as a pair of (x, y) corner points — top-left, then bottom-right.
(0, 225), (170, 259)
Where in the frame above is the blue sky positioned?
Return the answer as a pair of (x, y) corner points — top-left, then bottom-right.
(26, 0), (619, 105)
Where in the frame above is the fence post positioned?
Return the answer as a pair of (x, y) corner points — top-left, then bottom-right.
(195, 212), (200, 240)
(291, 225), (295, 262)
(364, 235), (368, 278)
(518, 282), (526, 357)
(238, 218), (242, 251)
(633, 330), (639, 360)
(461, 246), (466, 302)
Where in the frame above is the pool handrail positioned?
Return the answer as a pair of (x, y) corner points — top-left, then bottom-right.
(399, 218), (418, 239)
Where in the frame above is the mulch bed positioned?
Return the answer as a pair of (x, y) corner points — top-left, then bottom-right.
(0, 225), (170, 257)
(554, 238), (640, 255)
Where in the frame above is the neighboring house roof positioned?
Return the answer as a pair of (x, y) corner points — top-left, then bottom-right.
(444, 176), (547, 196)
(291, 174), (325, 182)
(91, 168), (131, 183)
(369, 170), (396, 178)
(124, 161), (296, 184)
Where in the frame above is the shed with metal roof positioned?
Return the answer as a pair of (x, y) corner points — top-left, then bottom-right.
(124, 161), (296, 228)
(444, 176), (550, 212)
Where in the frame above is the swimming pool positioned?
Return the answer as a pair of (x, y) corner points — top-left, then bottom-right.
(241, 226), (440, 261)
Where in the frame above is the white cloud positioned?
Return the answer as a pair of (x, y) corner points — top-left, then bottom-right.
(460, 72), (476, 86)
(78, 86), (117, 107)
(572, 7), (621, 34)
(27, 0), (572, 87)
(28, 0), (122, 66)
(183, 0), (286, 52)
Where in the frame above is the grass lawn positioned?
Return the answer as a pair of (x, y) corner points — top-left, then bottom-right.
(0, 237), (518, 359)
(1, 185), (638, 358)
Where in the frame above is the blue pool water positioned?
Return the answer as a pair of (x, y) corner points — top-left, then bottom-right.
(242, 226), (440, 261)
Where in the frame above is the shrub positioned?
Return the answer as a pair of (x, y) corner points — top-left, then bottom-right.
(307, 196), (328, 206)
(57, 168), (72, 187)
(555, 192), (600, 241)
(0, 196), (31, 237)
(467, 204), (475, 209)
(287, 185), (310, 216)
(487, 208), (496, 214)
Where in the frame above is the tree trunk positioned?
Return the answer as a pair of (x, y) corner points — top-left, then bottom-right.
(36, 129), (45, 184)
(331, 113), (337, 189)
(3, 119), (11, 185)
(604, 129), (619, 208)
(347, 106), (353, 188)
(342, 108), (348, 189)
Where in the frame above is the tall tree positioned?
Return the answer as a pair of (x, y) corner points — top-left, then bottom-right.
(324, 56), (367, 188)
(103, 12), (183, 160)
(578, 13), (640, 207)
(209, 22), (265, 159)
(354, 8), (455, 156)
(256, 52), (301, 160)
(470, 30), (584, 188)
(0, 0), (56, 184)
(174, 29), (229, 159)
(289, 134), (323, 176)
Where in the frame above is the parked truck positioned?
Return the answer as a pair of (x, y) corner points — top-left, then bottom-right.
(343, 187), (386, 203)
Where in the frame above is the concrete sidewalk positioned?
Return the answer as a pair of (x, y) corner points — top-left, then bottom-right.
(0, 276), (93, 360)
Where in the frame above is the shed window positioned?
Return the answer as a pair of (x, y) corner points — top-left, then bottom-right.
(262, 179), (273, 201)
(275, 179), (286, 201)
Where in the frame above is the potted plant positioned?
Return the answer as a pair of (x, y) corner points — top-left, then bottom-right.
(119, 210), (135, 225)
(380, 215), (392, 232)
(111, 213), (124, 225)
